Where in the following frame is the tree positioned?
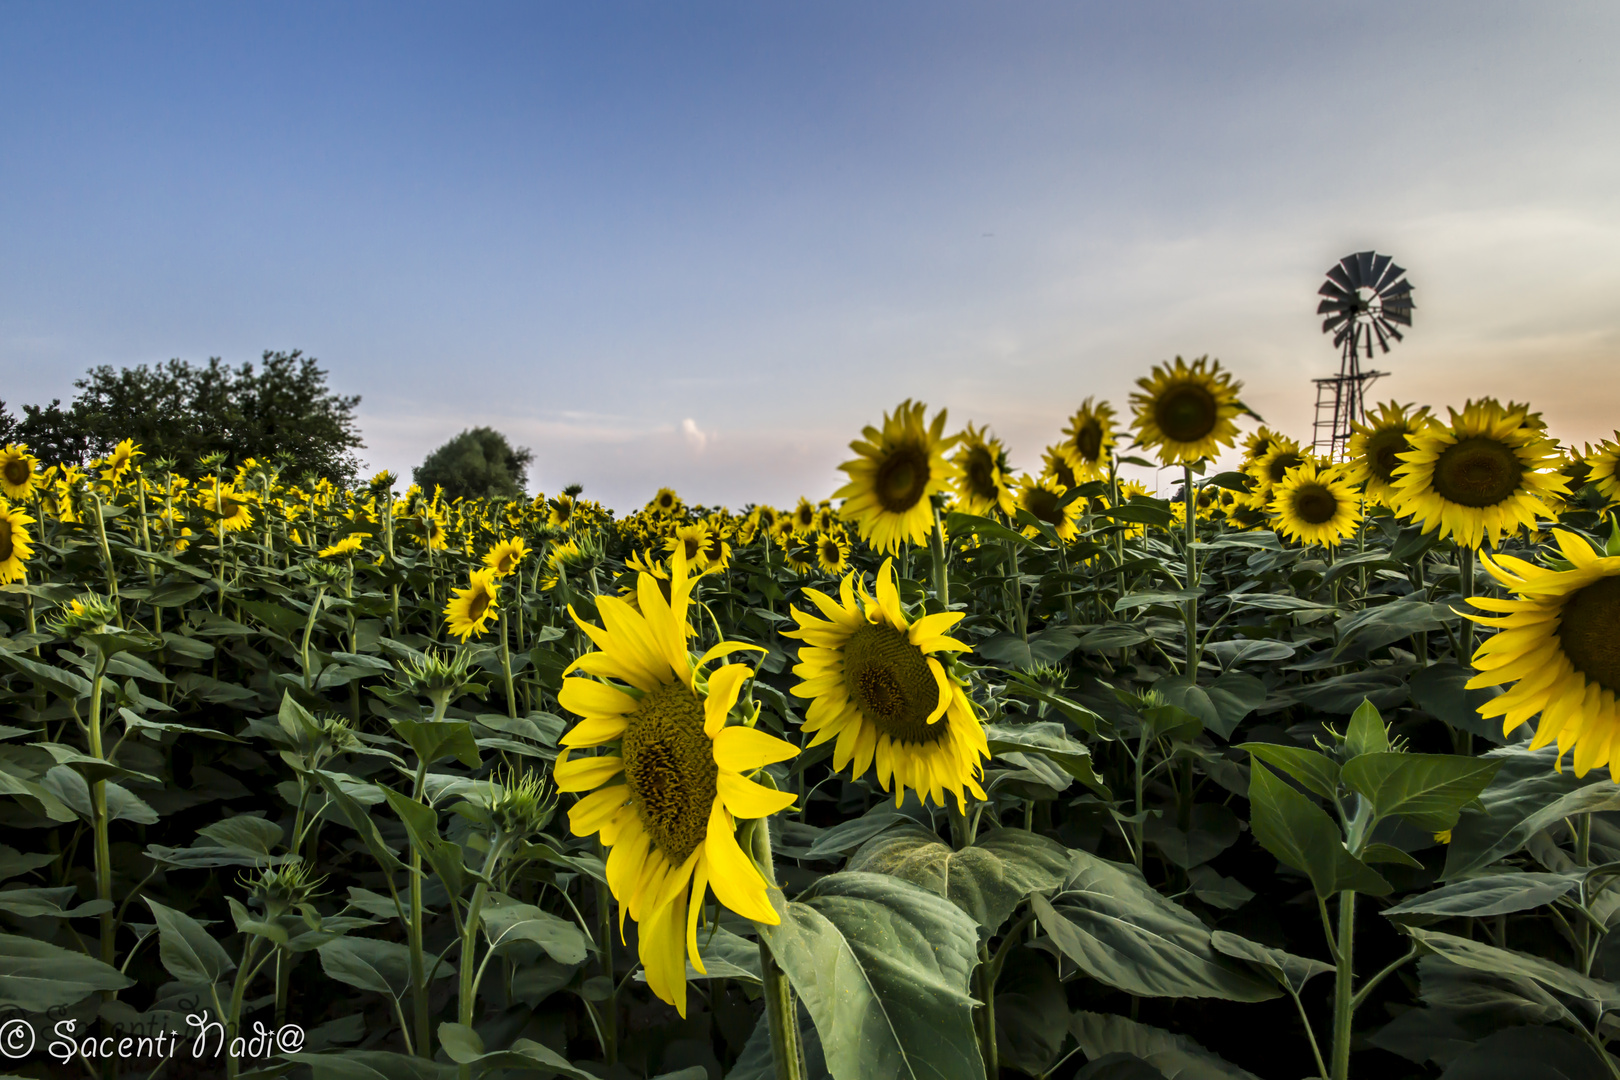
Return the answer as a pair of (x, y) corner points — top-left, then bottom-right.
(414, 427), (533, 502)
(3, 351), (365, 484)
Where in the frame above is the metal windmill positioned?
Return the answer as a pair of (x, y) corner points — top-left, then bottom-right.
(1310, 251), (1414, 458)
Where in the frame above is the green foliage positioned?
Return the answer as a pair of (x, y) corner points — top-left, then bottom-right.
(412, 426), (533, 501)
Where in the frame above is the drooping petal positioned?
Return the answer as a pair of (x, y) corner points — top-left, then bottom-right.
(717, 771), (797, 819)
(554, 751), (624, 793)
(704, 663), (753, 738)
(702, 802), (777, 924)
(713, 725), (800, 772)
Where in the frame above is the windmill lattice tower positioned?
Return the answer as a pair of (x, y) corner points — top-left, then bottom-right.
(1311, 251), (1413, 459)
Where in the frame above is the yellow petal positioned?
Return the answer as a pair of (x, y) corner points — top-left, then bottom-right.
(713, 726), (800, 771)
(704, 663), (753, 738)
(703, 802), (776, 924)
(718, 771), (797, 818)
(554, 751), (624, 792)
(569, 785), (630, 836)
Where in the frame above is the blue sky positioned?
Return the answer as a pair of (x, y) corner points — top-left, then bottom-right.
(4, 3), (1618, 509)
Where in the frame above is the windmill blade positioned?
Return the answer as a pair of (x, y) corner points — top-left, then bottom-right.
(1375, 260), (1407, 292)
(1317, 298), (1351, 315)
(1318, 278), (1353, 300)
(1382, 304), (1413, 328)
(1372, 320), (1391, 353)
(1354, 251), (1377, 286)
(1368, 253), (1392, 289)
(1326, 263), (1356, 293)
(1377, 319), (1405, 343)
(1380, 278), (1413, 300)
(1322, 315), (1350, 335)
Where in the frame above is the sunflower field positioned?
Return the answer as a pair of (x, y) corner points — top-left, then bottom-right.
(2, 356), (1620, 1080)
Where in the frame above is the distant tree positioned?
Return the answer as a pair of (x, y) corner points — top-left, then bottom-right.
(6, 351), (364, 484)
(414, 427), (533, 502)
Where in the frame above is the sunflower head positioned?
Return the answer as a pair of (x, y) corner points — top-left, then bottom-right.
(0, 500), (37, 584)
(783, 558), (988, 810)
(100, 439), (143, 485)
(949, 424), (1015, 518)
(833, 400), (960, 555)
(1062, 398), (1117, 480)
(1344, 401), (1434, 504)
(1467, 530), (1620, 776)
(49, 593), (120, 638)
(445, 569), (501, 641)
(318, 533), (369, 559)
(1587, 435), (1620, 505)
(0, 445), (41, 501)
(483, 536), (531, 577)
(664, 522), (714, 572)
(816, 528), (852, 575)
(1014, 474), (1083, 542)
(1390, 398), (1566, 548)
(1041, 445), (1081, 491)
(649, 487), (684, 518)
(1268, 461), (1363, 548)
(792, 497), (818, 534)
(1129, 356), (1245, 465)
(554, 547), (796, 1016)
(1240, 427), (1282, 468)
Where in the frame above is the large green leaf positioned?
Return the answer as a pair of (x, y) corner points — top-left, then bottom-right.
(846, 825), (1072, 935)
(1247, 762), (1390, 898)
(0, 885), (112, 919)
(390, 719), (481, 769)
(1404, 927), (1620, 1015)
(983, 722), (1111, 796)
(285, 1051), (459, 1080)
(1208, 931), (1334, 996)
(435, 1022), (594, 1078)
(317, 937), (450, 998)
(378, 786), (469, 900)
(145, 897), (236, 984)
(757, 871), (983, 1080)
(1409, 663), (1513, 746)
(1341, 752), (1504, 833)
(1385, 873), (1582, 920)
(1241, 743), (1340, 802)
(0, 932), (134, 1010)
(994, 949), (1070, 1077)
(1436, 1025), (1612, 1080)
(1444, 746), (1620, 879)
(1069, 1012), (1262, 1080)
(1031, 855), (1278, 1001)
(481, 893), (591, 964)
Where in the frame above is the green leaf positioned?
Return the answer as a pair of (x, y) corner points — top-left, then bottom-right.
(1240, 743), (1341, 803)
(435, 1022), (595, 1078)
(145, 897), (236, 985)
(847, 825), (1072, 935)
(1069, 1012), (1262, 1080)
(1436, 1026), (1612, 1080)
(481, 893), (591, 964)
(1114, 588), (1203, 613)
(317, 937), (449, 998)
(0, 650), (93, 698)
(1385, 872), (1582, 920)
(758, 871), (984, 1080)
(801, 804), (912, 860)
(0, 845), (58, 881)
(0, 932), (134, 1011)
(1405, 926), (1620, 1013)
(944, 511), (1039, 549)
(390, 719), (482, 769)
(197, 814), (285, 860)
(0, 885), (112, 919)
(378, 786), (467, 900)
(1345, 699), (1390, 756)
(1246, 762), (1390, 898)
(1199, 672), (1268, 739)
(1409, 663), (1513, 746)
(239, 600), (308, 639)
(1341, 752), (1504, 833)
(1143, 804), (1240, 869)
(1031, 855), (1278, 1001)
(314, 770), (405, 873)
(1209, 930), (1334, 995)
(1444, 745), (1620, 879)
(994, 950), (1070, 1077)
(983, 722), (1111, 797)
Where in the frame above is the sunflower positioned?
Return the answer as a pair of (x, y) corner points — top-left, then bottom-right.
(833, 399), (960, 555)
(747, 506), (780, 544)
(664, 523), (714, 572)
(951, 424), (1016, 518)
(0, 446), (41, 501)
(445, 569), (501, 640)
(1242, 435), (1305, 497)
(1102, 479), (1152, 540)
(701, 517), (734, 571)
(416, 512), (450, 551)
(814, 504), (837, 535)
(555, 548), (797, 1016)
(783, 559), (988, 809)
(816, 528), (852, 575)
(100, 439), (142, 485)
(1268, 462), (1362, 548)
(1587, 435), (1620, 505)
(1239, 427), (1283, 468)
(1344, 402), (1434, 505)
(1041, 446), (1080, 490)
(791, 498), (818, 535)
(648, 488), (683, 518)
(1466, 530), (1620, 775)
(1061, 398), (1117, 481)
(483, 537), (531, 577)
(549, 494), (578, 530)
(1014, 474), (1083, 542)
(783, 536), (818, 576)
(1129, 356), (1245, 465)
(203, 484), (256, 532)
(1390, 399), (1567, 549)
(0, 500), (36, 584)
(318, 533), (369, 559)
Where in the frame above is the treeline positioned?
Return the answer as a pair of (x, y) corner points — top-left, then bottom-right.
(0, 350), (366, 485)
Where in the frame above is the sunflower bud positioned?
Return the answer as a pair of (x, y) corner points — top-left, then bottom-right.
(49, 593), (119, 638)
(489, 769), (558, 839)
(240, 859), (326, 920)
(394, 648), (478, 701)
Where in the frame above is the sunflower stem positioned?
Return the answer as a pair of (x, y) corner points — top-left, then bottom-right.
(499, 601), (517, 719)
(751, 819), (805, 1080)
(930, 500), (950, 610)
(1330, 889), (1356, 1080)
(1456, 545), (1476, 756)
(1182, 464), (1200, 684)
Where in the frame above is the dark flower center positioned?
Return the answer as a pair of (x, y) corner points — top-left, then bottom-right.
(1022, 486), (1064, 526)
(466, 590), (491, 622)
(963, 446), (998, 499)
(1291, 485), (1339, 525)
(621, 682), (717, 864)
(1073, 420), (1104, 463)
(843, 624), (947, 745)
(1433, 437), (1524, 508)
(1154, 384), (1219, 443)
(1266, 451), (1304, 484)
(1558, 576), (1620, 695)
(0, 527), (13, 562)
(875, 446), (930, 513)
(2, 460), (29, 486)
(1366, 428), (1411, 485)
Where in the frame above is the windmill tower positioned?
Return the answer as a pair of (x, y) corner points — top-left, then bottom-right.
(1311, 251), (1413, 459)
